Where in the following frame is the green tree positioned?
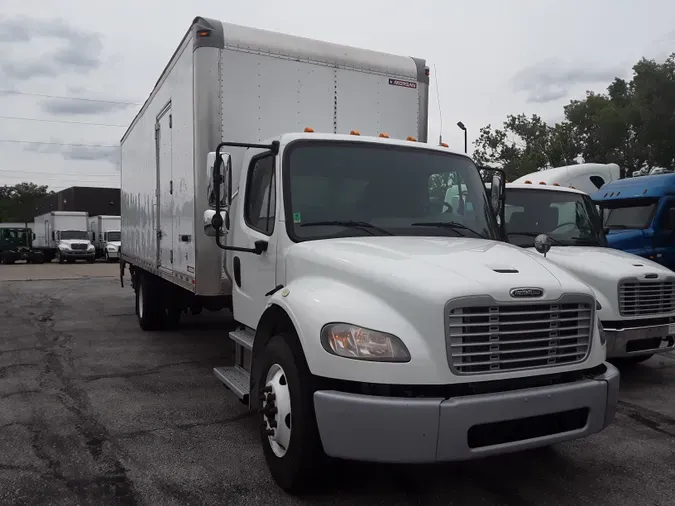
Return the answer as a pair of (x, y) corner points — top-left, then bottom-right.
(472, 114), (580, 180)
(0, 182), (52, 222)
(473, 52), (675, 179)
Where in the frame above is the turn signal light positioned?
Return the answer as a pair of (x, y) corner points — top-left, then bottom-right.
(439, 142), (449, 147)
(304, 127), (314, 132)
(524, 180), (532, 184)
(379, 133), (389, 138)
(406, 136), (417, 142)
(552, 183), (560, 186)
(350, 130), (360, 136)
(539, 181), (546, 185)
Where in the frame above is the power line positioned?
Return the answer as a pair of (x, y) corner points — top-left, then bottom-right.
(0, 89), (140, 106)
(0, 139), (119, 148)
(0, 115), (127, 128)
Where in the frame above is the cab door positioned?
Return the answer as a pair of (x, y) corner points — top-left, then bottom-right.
(653, 197), (675, 269)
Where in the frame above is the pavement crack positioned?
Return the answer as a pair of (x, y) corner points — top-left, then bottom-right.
(0, 346), (43, 355)
(80, 360), (214, 381)
(115, 410), (258, 439)
(618, 400), (675, 437)
(0, 390), (42, 400)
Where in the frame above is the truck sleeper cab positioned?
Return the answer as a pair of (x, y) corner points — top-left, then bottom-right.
(592, 173), (675, 272)
(504, 182), (675, 363)
(202, 133), (618, 492)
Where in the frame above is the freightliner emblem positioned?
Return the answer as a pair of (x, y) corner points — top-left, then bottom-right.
(509, 287), (544, 298)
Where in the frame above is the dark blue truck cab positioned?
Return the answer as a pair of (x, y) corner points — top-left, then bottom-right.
(592, 173), (675, 271)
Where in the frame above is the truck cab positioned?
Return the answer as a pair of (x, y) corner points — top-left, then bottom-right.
(55, 230), (95, 263)
(505, 182), (675, 363)
(200, 131), (618, 491)
(592, 173), (675, 271)
(101, 230), (121, 262)
(512, 163), (621, 194)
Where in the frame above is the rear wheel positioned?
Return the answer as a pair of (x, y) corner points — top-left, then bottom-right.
(258, 334), (328, 494)
(136, 274), (165, 330)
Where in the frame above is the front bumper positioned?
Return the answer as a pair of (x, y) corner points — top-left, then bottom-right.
(106, 249), (120, 259)
(313, 363), (619, 463)
(62, 250), (95, 259)
(604, 322), (675, 358)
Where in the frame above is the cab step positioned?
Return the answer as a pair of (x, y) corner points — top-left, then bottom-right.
(213, 365), (250, 402)
(229, 327), (254, 350)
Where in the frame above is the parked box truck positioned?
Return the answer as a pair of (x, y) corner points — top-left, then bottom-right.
(120, 17), (619, 493)
(33, 211), (95, 263)
(89, 215), (121, 261)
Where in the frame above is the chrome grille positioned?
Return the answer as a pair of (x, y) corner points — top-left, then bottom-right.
(71, 243), (87, 250)
(619, 279), (675, 316)
(446, 296), (593, 375)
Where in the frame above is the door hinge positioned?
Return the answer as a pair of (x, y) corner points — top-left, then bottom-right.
(170, 250), (174, 263)
(169, 180), (173, 195)
(169, 114), (172, 128)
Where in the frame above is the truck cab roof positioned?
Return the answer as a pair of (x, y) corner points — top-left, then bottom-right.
(592, 173), (675, 201)
(506, 182), (588, 196)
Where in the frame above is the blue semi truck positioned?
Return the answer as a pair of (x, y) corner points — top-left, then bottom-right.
(592, 173), (675, 271)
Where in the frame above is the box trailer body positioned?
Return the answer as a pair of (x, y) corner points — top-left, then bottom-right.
(0, 222), (34, 231)
(89, 215), (121, 260)
(33, 211), (94, 262)
(120, 17), (429, 298)
(119, 17), (618, 494)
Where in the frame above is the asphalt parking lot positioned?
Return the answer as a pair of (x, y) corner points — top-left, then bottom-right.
(1, 263), (675, 505)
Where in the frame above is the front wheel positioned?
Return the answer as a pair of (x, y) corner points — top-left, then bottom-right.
(258, 334), (329, 494)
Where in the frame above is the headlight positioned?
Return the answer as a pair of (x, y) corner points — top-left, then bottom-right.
(87, 245), (95, 250)
(106, 245), (116, 251)
(320, 323), (410, 362)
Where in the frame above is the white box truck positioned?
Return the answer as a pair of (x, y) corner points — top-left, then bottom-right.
(120, 17), (619, 493)
(89, 215), (121, 261)
(504, 182), (675, 363)
(33, 211), (95, 263)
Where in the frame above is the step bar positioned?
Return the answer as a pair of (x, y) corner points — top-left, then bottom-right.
(213, 327), (254, 404)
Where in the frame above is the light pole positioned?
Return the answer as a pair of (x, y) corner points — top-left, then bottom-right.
(456, 121), (467, 154)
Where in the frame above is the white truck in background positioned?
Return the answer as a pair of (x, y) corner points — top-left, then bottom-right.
(119, 16), (619, 494)
(504, 182), (675, 364)
(33, 211), (95, 263)
(512, 163), (621, 194)
(89, 215), (121, 262)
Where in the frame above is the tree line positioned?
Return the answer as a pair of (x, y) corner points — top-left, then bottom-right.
(0, 183), (52, 222)
(473, 53), (675, 180)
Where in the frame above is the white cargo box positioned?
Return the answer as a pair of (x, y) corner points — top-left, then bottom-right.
(120, 16), (429, 296)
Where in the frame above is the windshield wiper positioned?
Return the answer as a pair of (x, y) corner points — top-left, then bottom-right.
(300, 220), (394, 236)
(410, 221), (485, 239)
(507, 232), (564, 246)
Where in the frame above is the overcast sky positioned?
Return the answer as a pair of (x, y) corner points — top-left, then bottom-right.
(0, 0), (673, 191)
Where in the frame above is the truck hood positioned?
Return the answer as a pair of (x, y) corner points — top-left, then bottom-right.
(605, 228), (652, 252)
(285, 237), (592, 303)
(107, 241), (121, 248)
(526, 246), (673, 281)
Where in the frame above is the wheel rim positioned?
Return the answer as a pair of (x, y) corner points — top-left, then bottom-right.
(261, 363), (292, 458)
(138, 282), (144, 319)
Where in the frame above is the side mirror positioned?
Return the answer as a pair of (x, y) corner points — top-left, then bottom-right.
(490, 173), (502, 214)
(207, 151), (231, 209)
(32, 233), (36, 240)
(534, 234), (552, 257)
(203, 210), (228, 237)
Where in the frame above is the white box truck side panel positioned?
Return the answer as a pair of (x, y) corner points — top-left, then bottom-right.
(33, 213), (51, 249)
(121, 30), (196, 291)
(53, 213), (88, 233)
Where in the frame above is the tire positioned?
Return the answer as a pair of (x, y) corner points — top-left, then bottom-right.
(105, 251), (110, 262)
(58, 252), (65, 264)
(258, 334), (328, 494)
(135, 274), (165, 331)
(87, 257), (95, 264)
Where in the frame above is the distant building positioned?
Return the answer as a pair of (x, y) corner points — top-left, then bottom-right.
(19, 186), (120, 221)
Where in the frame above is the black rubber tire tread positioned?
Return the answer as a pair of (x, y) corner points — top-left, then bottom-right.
(258, 333), (329, 494)
(136, 273), (165, 331)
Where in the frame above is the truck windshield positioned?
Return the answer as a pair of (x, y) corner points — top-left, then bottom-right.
(598, 199), (658, 230)
(107, 231), (121, 241)
(284, 141), (499, 241)
(60, 230), (89, 240)
(505, 189), (606, 247)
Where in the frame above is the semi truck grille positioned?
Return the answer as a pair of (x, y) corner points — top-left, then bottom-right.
(71, 243), (87, 250)
(446, 296), (593, 375)
(618, 279), (675, 316)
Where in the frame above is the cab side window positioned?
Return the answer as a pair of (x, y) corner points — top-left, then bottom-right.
(244, 155), (276, 235)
